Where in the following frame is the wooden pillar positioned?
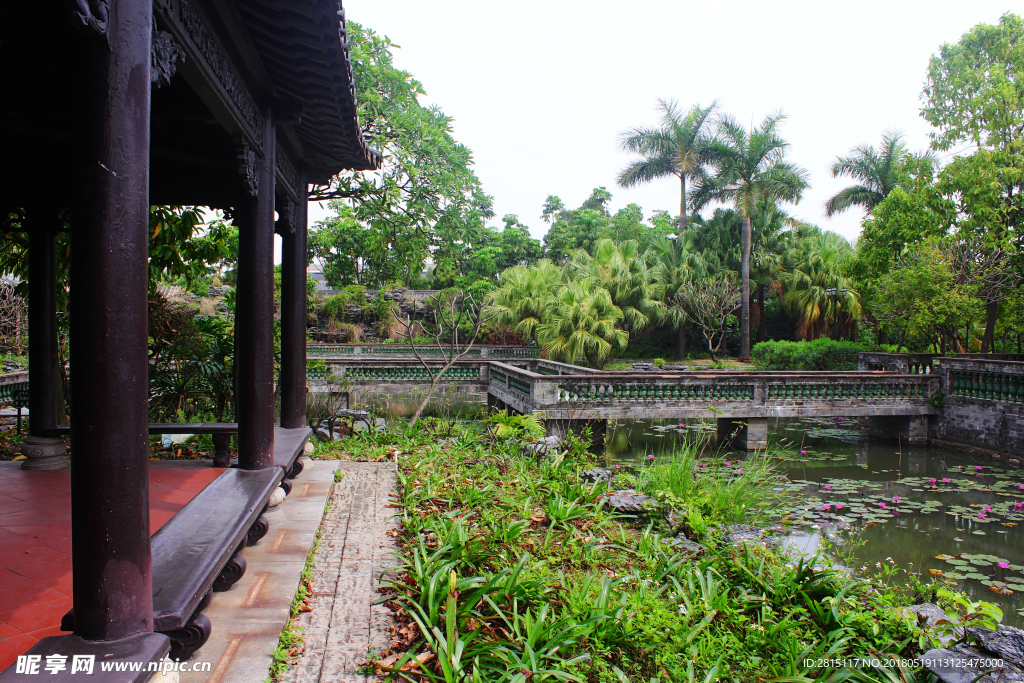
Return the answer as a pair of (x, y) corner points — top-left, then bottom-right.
(235, 113), (276, 469)
(69, 0), (154, 641)
(279, 173), (308, 429)
(20, 210), (67, 470)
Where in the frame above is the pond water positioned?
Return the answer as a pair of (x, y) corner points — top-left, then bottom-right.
(605, 417), (1024, 627)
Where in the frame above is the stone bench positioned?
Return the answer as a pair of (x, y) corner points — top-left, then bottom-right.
(61, 466), (284, 660)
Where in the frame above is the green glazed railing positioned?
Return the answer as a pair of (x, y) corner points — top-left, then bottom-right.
(765, 382), (922, 400)
(0, 382), (29, 407)
(341, 367), (480, 381)
(949, 371), (1023, 403)
(557, 383), (755, 402)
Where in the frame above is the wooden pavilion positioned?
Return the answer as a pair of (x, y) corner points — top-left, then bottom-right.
(0, 0), (378, 678)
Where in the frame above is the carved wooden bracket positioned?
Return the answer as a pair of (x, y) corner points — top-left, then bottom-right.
(236, 142), (259, 197)
(67, 0), (109, 37)
(151, 29), (183, 87)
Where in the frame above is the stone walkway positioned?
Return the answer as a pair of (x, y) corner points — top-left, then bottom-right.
(282, 462), (399, 683)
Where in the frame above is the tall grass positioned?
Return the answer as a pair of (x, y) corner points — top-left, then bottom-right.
(627, 441), (785, 528)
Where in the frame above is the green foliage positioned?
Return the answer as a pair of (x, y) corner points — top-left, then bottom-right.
(149, 207), (234, 290)
(330, 423), (943, 683)
(485, 412), (545, 440)
(750, 339), (870, 371)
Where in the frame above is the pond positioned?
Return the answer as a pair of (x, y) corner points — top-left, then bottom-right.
(604, 417), (1024, 627)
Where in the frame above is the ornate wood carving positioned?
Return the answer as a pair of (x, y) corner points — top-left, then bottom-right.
(151, 29), (183, 87)
(164, 613), (212, 662)
(212, 552), (246, 592)
(275, 153), (299, 201)
(246, 514), (269, 546)
(155, 0), (265, 148)
(236, 142), (259, 197)
(67, 0), (109, 37)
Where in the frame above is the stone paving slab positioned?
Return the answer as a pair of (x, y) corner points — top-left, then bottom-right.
(281, 462), (398, 683)
(179, 458), (338, 683)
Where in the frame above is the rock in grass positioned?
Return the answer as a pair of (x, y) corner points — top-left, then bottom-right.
(581, 468), (613, 483)
(522, 435), (562, 458)
(904, 604), (955, 647)
(664, 537), (706, 556)
(603, 489), (657, 514)
(922, 625), (1024, 682)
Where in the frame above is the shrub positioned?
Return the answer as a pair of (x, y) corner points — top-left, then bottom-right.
(750, 339), (870, 371)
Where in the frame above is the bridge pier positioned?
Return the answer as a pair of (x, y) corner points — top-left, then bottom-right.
(864, 416), (930, 445)
(546, 418), (606, 447)
(717, 417), (768, 451)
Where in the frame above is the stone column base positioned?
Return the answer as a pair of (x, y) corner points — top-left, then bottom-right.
(717, 417), (768, 451)
(20, 435), (68, 470)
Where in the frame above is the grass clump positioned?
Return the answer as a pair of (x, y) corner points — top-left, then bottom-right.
(327, 422), (995, 682)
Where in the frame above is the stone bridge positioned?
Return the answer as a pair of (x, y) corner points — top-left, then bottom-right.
(312, 352), (943, 450)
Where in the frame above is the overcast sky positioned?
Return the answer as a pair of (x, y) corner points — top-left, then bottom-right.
(305, 0), (1015, 247)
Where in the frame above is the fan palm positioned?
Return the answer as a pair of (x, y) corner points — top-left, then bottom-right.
(782, 230), (862, 340)
(536, 280), (628, 367)
(824, 131), (933, 217)
(618, 99), (718, 230)
(567, 239), (665, 339)
(692, 112), (810, 359)
(490, 260), (563, 343)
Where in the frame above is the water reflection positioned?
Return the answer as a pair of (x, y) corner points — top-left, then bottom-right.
(605, 416), (1024, 627)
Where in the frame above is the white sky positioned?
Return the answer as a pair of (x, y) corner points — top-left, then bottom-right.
(302, 0), (1015, 248)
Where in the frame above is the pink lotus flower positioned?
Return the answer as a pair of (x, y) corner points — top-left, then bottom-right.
(979, 512), (987, 519)
(984, 506), (992, 512)
(835, 503), (844, 509)
(999, 561), (1010, 569)
(1015, 502), (1022, 509)
(725, 461), (732, 467)
(737, 469), (744, 474)
(824, 485), (832, 490)
(893, 496), (900, 502)
(930, 478), (937, 485)
(800, 450), (807, 455)
(943, 478), (950, 483)
(647, 454), (654, 459)
(823, 504), (832, 510)
(1019, 484), (1024, 490)
(613, 464), (621, 469)
(879, 502), (887, 508)
(976, 466), (984, 471)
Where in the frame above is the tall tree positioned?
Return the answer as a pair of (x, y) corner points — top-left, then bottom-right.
(618, 99), (718, 231)
(825, 131), (933, 217)
(692, 112), (810, 359)
(920, 12), (1024, 351)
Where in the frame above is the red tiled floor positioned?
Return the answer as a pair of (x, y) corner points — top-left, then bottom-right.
(0, 460), (223, 664)
(0, 633), (39, 672)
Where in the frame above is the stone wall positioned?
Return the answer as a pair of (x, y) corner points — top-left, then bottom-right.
(932, 357), (1024, 456)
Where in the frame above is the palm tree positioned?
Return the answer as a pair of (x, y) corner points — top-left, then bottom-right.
(618, 100), (718, 231)
(692, 112), (809, 359)
(824, 131), (933, 217)
(490, 260), (563, 343)
(536, 279), (628, 367)
(651, 233), (716, 360)
(781, 229), (862, 340)
(567, 239), (665, 339)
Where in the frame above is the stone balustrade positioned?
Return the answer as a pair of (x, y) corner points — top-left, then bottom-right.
(306, 343), (536, 358)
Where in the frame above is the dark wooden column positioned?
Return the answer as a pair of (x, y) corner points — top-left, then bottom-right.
(279, 173), (308, 429)
(69, 0), (154, 640)
(20, 210), (67, 470)
(235, 113), (276, 469)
